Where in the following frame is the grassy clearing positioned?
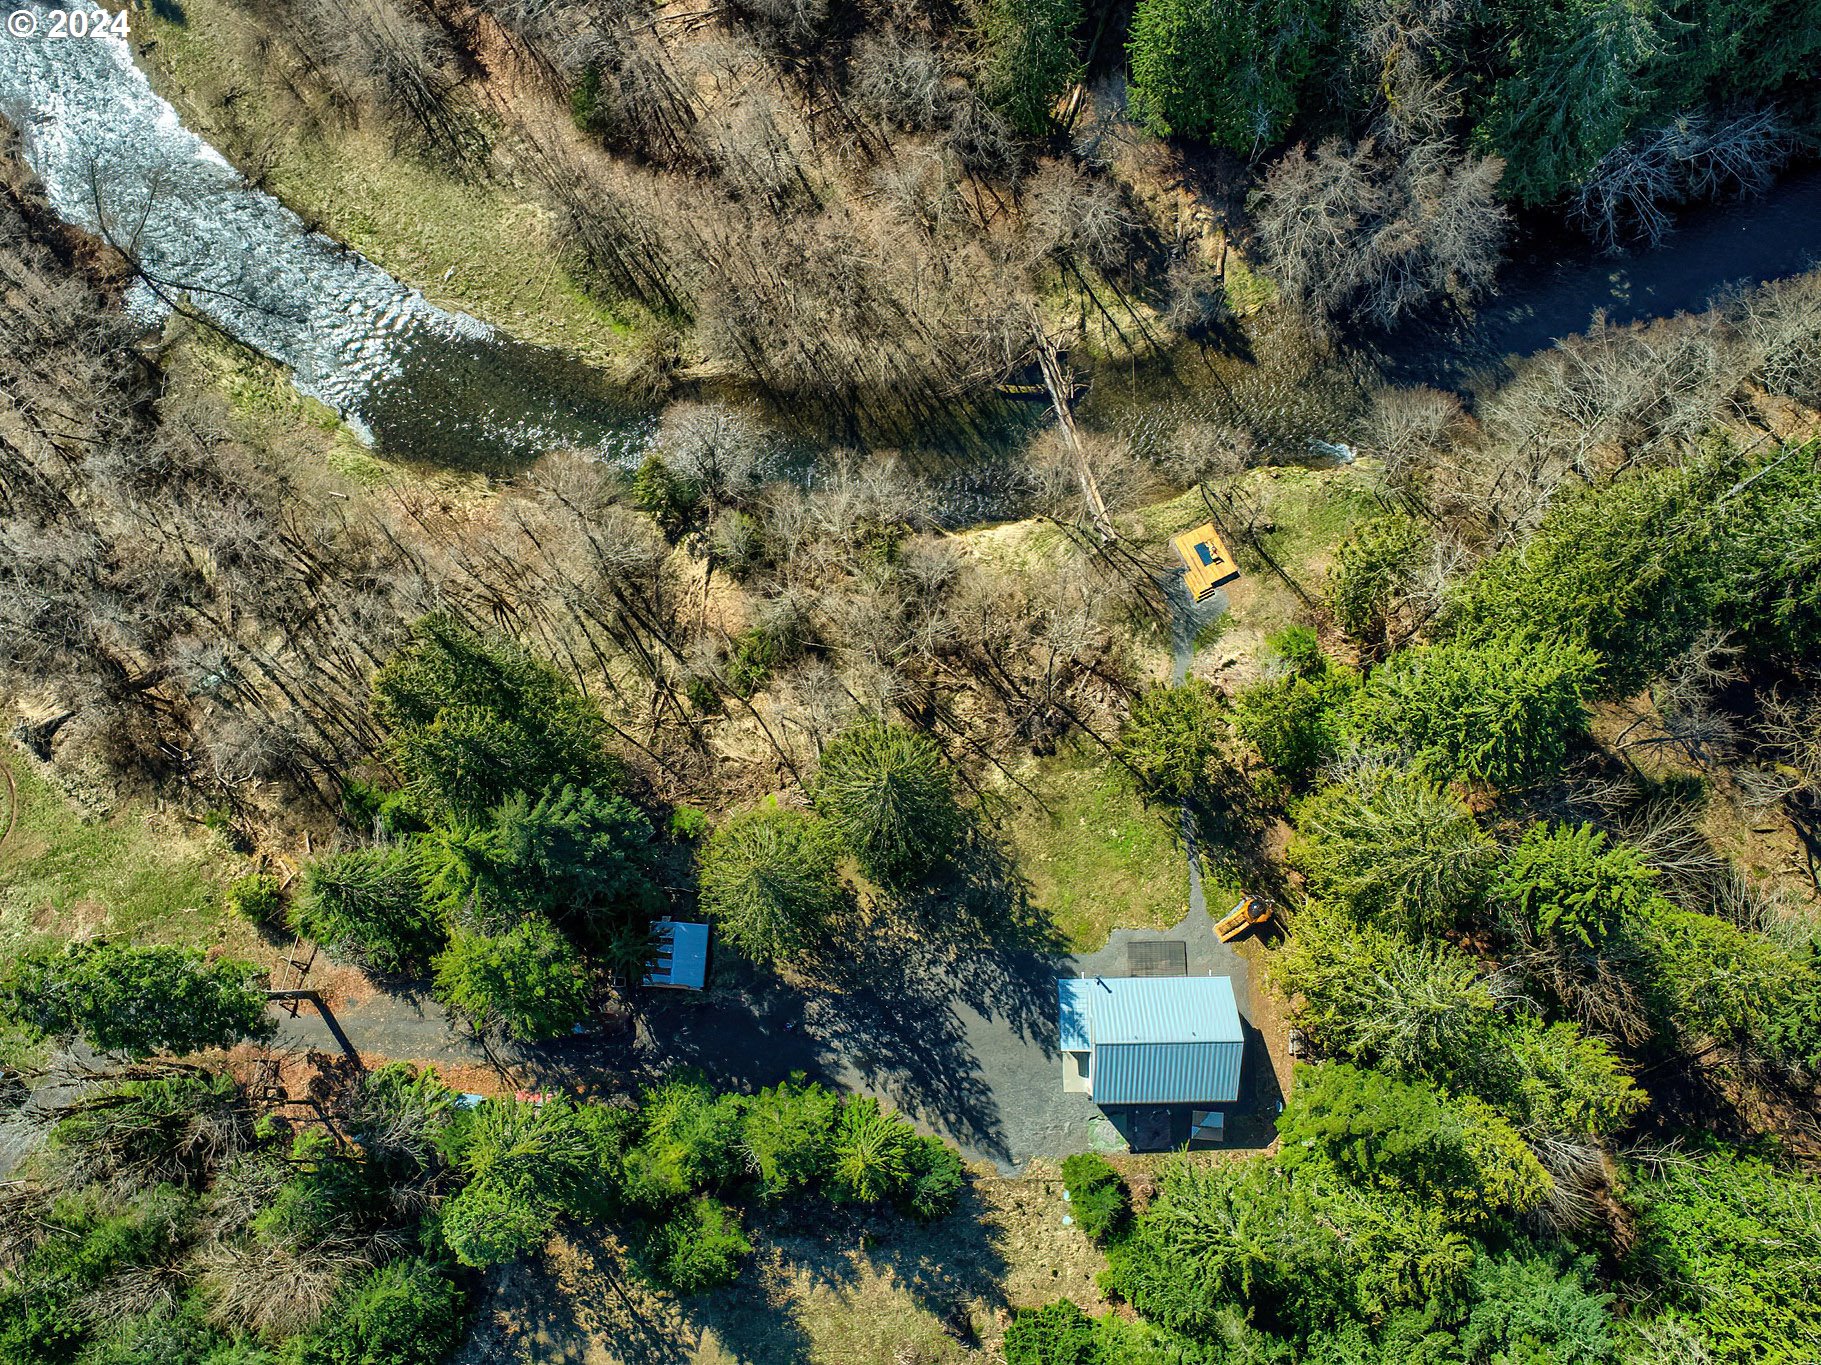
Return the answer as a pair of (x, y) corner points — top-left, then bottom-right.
(139, 0), (627, 366)
(458, 1173), (1109, 1365)
(0, 751), (258, 958)
(163, 325), (497, 498)
(1137, 467), (1376, 661)
(995, 747), (1187, 951)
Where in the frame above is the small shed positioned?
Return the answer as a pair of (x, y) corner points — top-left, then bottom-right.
(644, 918), (709, 990)
(1170, 523), (1240, 601)
(1057, 975), (1244, 1106)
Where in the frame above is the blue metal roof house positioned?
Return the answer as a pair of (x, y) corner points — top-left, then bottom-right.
(644, 919), (709, 990)
(1057, 976), (1244, 1105)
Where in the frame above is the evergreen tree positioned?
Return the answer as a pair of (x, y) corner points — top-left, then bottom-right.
(1290, 765), (1496, 934)
(739, 1074), (840, 1200)
(1350, 633), (1597, 788)
(978, 0), (1085, 136)
(1004, 1301), (1096, 1365)
(1234, 629), (1355, 792)
(290, 846), (444, 975)
(432, 921), (590, 1041)
(697, 802), (845, 964)
(0, 942), (274, 1059)
(1328, 518), (1429, 650)
(813, 723), (964, 885)
(374, 615), (619, 822)
(422, 785), (658, 930)
(1127, 0), (1328, 151)
(1494, 822), (1662, 949)
(1269, 905), (1504, 1082)
(1478, 0), (1662, 205)
(1117, 679), (1232, 808)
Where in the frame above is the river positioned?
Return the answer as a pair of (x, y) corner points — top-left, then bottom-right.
(0, 0), (652, 467)
(4, 0), (1820, 478)
(1372, 165), (1821, 391)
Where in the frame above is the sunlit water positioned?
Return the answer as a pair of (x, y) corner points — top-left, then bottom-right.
(8, 2), (1813, 496)
(0, 2), (652, 466)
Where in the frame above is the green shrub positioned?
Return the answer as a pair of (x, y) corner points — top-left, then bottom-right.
(623, 1078), (745, 1208)
(826, 1097), (914, 1205)
(724, 621), (803, 697)
(1004, 1300), (1096, 1365)
(631, 453), (703, 537)
(0, 1284), (85, 1365)
(291, 1257), (466, 1365)
(226, 872), (283, 924)
(440, 1179), (558, 1268)
(669, 805), (711, 841)
(642, 1196), (750, 1294)
(708, 508), (768, 579)
(290, 847), (443, 976)
(899, 1135), (966, 1221)
(1060, 1152), (1128, 1242)
(62, 1301), (240, 1365)
(739, 1074), (839, 1200)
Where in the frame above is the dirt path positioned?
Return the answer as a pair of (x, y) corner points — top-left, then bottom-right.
(0, 759), (17, 853)
(1166, 572), (1228, 919)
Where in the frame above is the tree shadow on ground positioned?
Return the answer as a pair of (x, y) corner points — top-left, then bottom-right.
(762, 1186), (1013, 1331)
(796, 826), (1070, 1164)
(1188, 776), (1284, 902)
(623, 822), (1074, 1166)
(456, 1223), (819, 1365)
(456, 1190), (1013, 1365)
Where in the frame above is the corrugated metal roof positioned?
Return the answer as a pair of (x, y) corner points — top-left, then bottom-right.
(1084, 976), (1242, 1044)
(644, 919), (709, 990)
(1055, 975), (1245, 1105)
(1093, 1042), (1243, 1105)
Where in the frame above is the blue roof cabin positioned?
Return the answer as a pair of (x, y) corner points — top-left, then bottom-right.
(644, 919), (709, 990)
(1057, 975), (1244, 1105)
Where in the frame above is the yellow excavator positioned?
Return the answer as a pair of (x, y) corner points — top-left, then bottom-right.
(1215, 896), (1274, 943)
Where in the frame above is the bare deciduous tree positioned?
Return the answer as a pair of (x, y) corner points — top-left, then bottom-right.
(1253, 132), (1509, 330)
(1572, 109), (1793, 252)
